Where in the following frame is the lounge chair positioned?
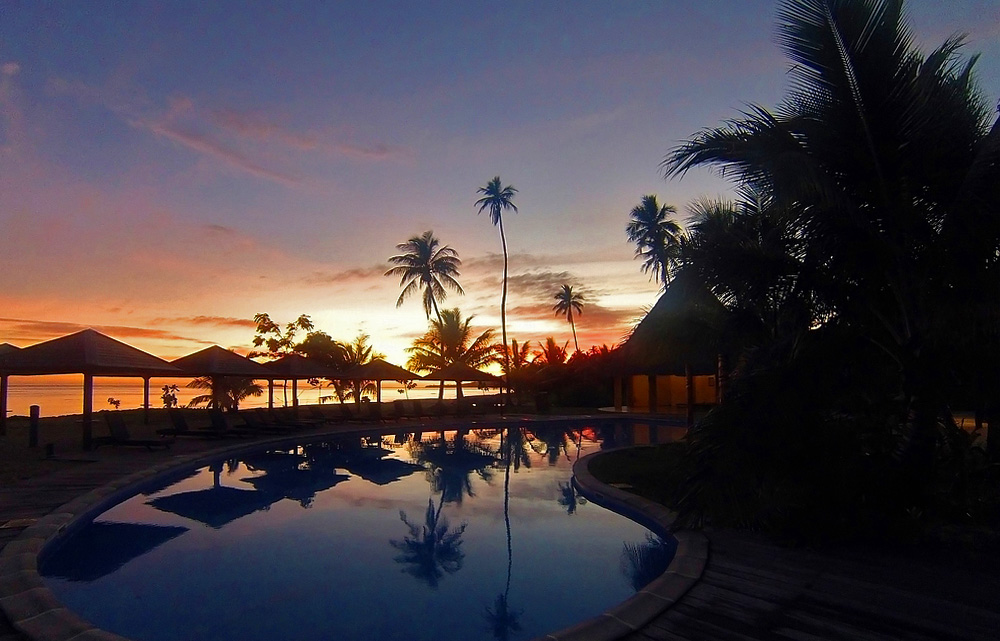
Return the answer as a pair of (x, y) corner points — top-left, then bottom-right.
(238, 408), (294, 434)
(392, 400), (413, 421)
(158, 408), (198, 438)
(207, 409), (255, 438)
(97, 412), (170, 450)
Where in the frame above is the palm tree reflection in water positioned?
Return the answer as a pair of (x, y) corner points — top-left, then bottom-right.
(391, 431), (495, 588)
(621, 533), (677, 592)
(483, 427), (524, 640)
(390, 498), (467, 589)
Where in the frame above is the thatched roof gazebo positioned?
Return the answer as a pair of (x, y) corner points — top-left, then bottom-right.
(171, 345), (273, 412)
(0, 344), (21, 434)
(618, 271), (729, 423)
(342, 358), (419, 404)
(0, 329), (181, 445)
(263, 354), (336, 412)
(421, 361), (502, 399)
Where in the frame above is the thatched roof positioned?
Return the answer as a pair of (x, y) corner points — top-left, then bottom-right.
(421, 361), (501, 383)
(171, 345), (272, 378)
(343, 358), (419, 381)
(0, 329), (180, 376)
(621, 271), (728, 376)
(263, 354), (335, 379)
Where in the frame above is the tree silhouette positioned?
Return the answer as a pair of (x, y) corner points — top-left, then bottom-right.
(390, 498), (467, 588)
(406, 308), (498, 398)
(476, 176), (518, 405)
(186, 376), (262, 411)
(385, 230), (464, 321)
(553, 284), (585, 352)
(626, 195), (683, 287)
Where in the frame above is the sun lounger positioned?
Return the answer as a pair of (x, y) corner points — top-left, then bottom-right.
(97, 412), (170, 450)
(238, 409), (294, 434)
(205, 409), (255, 438)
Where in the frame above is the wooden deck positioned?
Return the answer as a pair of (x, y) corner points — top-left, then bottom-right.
(2, 432), (1000, 641)
(626, 529), (1000, 641)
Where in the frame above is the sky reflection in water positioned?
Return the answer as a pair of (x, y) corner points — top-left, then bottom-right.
(41, 423), (679, 641)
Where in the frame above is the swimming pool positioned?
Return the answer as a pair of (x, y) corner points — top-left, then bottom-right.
(39, 422), (680, 641)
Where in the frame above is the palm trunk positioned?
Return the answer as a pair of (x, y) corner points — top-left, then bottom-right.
(499, 216), (510, 408)
(569, 313), (579, 352)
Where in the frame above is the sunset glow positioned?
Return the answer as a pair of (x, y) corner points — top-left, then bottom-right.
(1, 1), (997, 365)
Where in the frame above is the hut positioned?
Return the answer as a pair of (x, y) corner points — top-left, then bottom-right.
(0, 330), (180, 446)
(618, 271), (729, 424)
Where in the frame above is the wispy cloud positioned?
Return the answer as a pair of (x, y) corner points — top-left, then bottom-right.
(148, 315), (257, 329)
(0, 317), (215, 347)
(0, 60), (26, 155)
(144, 119), (301, 185)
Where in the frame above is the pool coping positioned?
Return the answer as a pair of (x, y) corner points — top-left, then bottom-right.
(537, 450), (707, 641)
(0, 426), (706, 641)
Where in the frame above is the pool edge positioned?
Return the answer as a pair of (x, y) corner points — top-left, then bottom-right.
(1, 426), (706, 641)
(538, 449), (707, 641)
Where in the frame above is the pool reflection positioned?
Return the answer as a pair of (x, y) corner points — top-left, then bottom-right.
(41, 423), (680, 641)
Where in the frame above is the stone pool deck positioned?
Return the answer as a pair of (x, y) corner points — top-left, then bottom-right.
(1, 416), (999, 640)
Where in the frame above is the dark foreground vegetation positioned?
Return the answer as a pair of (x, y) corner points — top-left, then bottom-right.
(606, 0), (1000, 545)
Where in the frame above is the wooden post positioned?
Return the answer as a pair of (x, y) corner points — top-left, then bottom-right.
(83, 373), (94, 451)
(717, 353), (727, 403)
(143, 377), (151, 424)
(292, 378), (299, 418)
(685, 363), (695, 427)
(268, 379), (274, 409)
(29, 405), (39, 448)
(0, 374), (7, 436)
(614, 377), (623, 412)
(647, 374), (658, 414)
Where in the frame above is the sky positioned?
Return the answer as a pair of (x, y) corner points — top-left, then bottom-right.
(1, 0), (998, 365)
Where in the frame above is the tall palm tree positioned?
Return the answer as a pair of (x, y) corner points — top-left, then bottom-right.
(552, 284), (585, 352)
(626, 195), (683, 287)
(406, 308), (498, 398)
(476, 177), (518, 402)
(385, 230), (464, 321)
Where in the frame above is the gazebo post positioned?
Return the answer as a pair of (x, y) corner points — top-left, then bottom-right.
(268, 379), (274, 409)
(0, 374), (7, 435)
(292, 378), (299, 418)
(82, 373), (94, 451)
(685, 363), (695, 427)
(613, 376), (623, 412)
(376, 380), (382, 404)
(143, 376), (151, 424)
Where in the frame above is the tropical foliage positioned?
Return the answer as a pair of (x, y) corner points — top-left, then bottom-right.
(476, 176), (518, 397)
(385, 230), (464, 320)
(625, 194), (683, 287)
(552, 284), (585, 352)
(186, 376), (263, 411)
(654, 0), (1000, 539)
(406, 308), (497, 398)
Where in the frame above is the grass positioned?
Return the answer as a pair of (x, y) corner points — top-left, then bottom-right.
(587, 442), (686, 507)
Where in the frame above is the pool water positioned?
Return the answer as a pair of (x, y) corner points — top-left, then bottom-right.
(40, 423), (679, 641)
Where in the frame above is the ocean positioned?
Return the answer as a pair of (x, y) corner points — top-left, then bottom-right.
(3, 377), (480, 417)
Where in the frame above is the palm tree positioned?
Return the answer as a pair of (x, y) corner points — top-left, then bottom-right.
(339, 333), (383, 404)
(553, 284), (585, 352)
(186, 376), (263, 411)
(661, 0), (1000, 525)
(406, 308), (498, 398)
(626, 195), (683, 287)
(476, 177), (518, 403)
(533, 337), (568, 366)
(385, 230), (464, 321)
